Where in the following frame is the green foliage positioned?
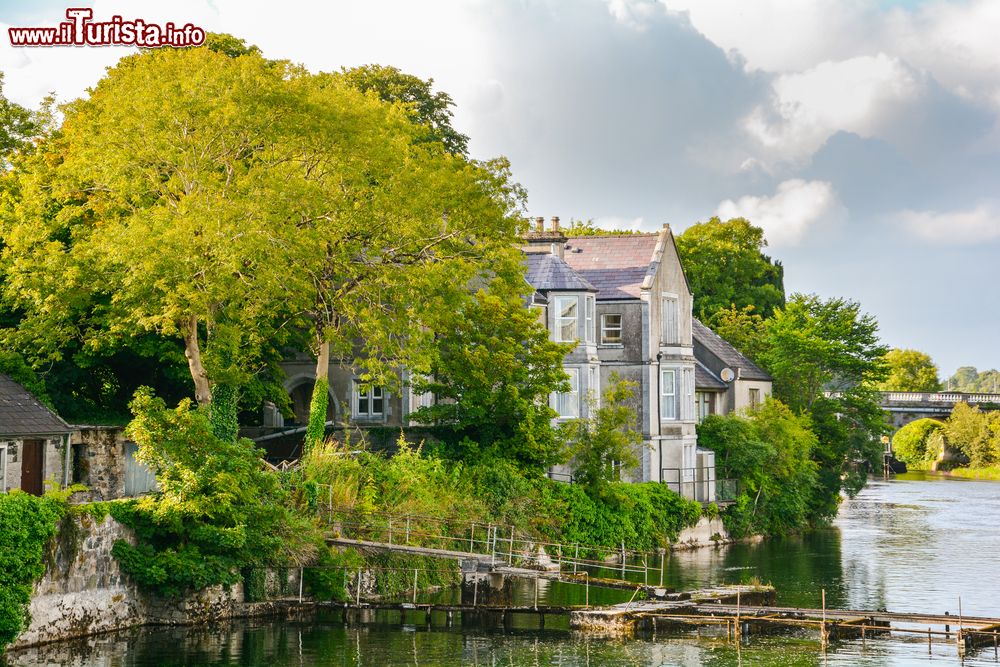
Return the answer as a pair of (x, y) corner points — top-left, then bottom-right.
(563, 374), (644, 496)
(0, 72), (37, 164)
(537, 481), (701, 552)
(676, 217), (785, 320)
(561, 219), (643, 236)
(339, 64), (469, 155)
(878, 348), (942, 392)
(241, 567), (267, 602)
(208, 384), (240, 443)
(0, 492), (67, 650)
(304, 546), (363, 602)
(705, 305), (768, 363)
(697, 399), (819, 537)
(111, 389), (316, 597)
(412, 288), (573, 471)
(892, 418), (945, 463)
(947, 366), (1000, 393)
(943, 402), (1000, 468)
(304, 377), (330, 454)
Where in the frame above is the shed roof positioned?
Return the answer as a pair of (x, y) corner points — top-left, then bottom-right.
(692, 319), (772, 382)
(0, 374), (71, 439)
(562, 235), (661, 300)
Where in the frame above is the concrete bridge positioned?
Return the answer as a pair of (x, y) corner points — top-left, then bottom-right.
(878, 391), (1000, 431)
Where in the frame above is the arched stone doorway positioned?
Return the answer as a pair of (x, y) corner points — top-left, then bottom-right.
(287, 379), (336, 425)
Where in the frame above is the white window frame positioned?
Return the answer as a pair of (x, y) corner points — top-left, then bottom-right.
(696, 391), (711, 423)
(555, 368), (580, 418)
(555, 295), (579, 342)
(0, 444), (6, 493)
(600, 313), (622, 344)
(353, 382), (386, 419)
(584, 295), (595, 343)
(661, 295), (679, 345)
(661, 369), (677, 420)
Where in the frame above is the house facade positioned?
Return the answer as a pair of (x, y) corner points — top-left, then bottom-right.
(692, 318), (773, 420)
(0, 374), (73, 495)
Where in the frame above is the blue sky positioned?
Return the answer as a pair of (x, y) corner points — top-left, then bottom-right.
(1, 0), (998, 377)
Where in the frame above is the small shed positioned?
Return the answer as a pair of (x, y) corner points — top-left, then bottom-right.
(0, 374), (73, 495)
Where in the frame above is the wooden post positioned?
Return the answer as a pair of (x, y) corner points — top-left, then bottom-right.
(298, 567), (303, 603)
(405, 517), (411, 544)
(356, 569), (362, 606)
(534, 576), (539, 610)
(643, 556), (648, 586)
(388, 518), (393, 545)
(413, 569), (418, 604)
(469, 523), (475, 552)
(573, 544), (579, 575)
(659, 551), (665, 587)
(473, 576), (479, 607)
(958, 596), (966, 657)
(736, 589), (741, 640)
(821, 588), (828, 647)
(508, 525), (515, 563)
(557, 544), (562, 571)
(585, 573), (590, 608)
(621, 542), (626, 578)
(491, 526), (496, 564)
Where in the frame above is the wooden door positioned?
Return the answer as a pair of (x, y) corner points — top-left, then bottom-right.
(20, 439), (44, 496)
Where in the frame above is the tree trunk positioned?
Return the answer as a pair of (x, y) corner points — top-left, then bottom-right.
(183, 315), (212, 406)
(304, 338), (331, 453)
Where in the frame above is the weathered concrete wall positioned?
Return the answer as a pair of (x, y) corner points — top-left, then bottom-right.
(672, 516), (728, 549)
(9, 513), (300, 651)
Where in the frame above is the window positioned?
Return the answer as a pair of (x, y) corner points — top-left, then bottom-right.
(682, 368), (694, 421)
(556, 368), (580, 418)
(749, 388), (761, 408)
(585, 295), (595, 343)
(601, 313), (622, 344)
(354, 382), (385, 418)
(589, 366), (601, 408)
(660, 369), (677, 420)
(555, 296), (578, 342)
(696, 392), (712, 423)
(661, 296), (679, 344)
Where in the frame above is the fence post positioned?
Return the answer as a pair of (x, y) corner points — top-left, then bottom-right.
(413, 569), (418, 604)
(659, 551), (665, 587)
(573, 544), (578, 575)
(534, 576), (539, 610)
(388, 518), (393, 545)
(508, 525), (515, 563)
(406, 517), (411, 544)
(585, 572), (590, 608)
(621, 541), (626, 578)
(356, 569), (362, 606)
(469, 523), (475, 553)
(298, 567), (303, 603)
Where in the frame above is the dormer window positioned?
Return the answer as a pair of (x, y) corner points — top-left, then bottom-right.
(555, 295), (578, 342)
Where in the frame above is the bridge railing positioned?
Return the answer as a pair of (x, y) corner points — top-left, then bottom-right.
(826, 391), (1000, 405)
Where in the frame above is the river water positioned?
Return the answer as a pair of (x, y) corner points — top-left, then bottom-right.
(7, 473), (1000, 666)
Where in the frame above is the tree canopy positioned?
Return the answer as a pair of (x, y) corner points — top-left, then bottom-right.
(947, 366), (1000, 393)
(675, 217), (785, 320)
(878, 348), (941, 392)
(339, 64), (470, 156)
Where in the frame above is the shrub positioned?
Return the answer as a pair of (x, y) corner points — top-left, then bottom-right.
(0, 492), (67, 650)
(892, 419), (944, 464)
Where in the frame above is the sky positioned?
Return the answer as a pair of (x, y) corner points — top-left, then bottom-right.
(1, 0), (998, 377)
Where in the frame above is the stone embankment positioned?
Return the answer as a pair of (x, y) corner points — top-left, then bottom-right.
(8, 513), (301, 652)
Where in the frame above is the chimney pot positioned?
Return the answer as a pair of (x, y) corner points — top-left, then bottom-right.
(551, 216), (560, 231)
(535, 216), (545, 232)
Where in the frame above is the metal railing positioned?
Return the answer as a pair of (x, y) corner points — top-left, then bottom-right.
(661, 467), (738, 504)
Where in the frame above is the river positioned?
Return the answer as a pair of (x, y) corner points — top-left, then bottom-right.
(7, 472), (1000, 666)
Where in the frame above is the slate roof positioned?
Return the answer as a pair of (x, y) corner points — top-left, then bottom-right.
(562, 235), (661, 300)
(0, 374), (71, 438)
(695, 361), (728, 391)
(692, 318), (772, 382)
(524, 253), (597, 292)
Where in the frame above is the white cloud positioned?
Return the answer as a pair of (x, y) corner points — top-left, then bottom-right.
(716, 179), (844, 246)
(898, 205), (1000, 245)
(744, 53), (923, 166)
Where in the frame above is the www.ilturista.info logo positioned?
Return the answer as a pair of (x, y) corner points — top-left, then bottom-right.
(8, 8), (206, 48)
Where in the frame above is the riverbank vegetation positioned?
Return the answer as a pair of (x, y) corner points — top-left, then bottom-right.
(892, 403), (1000, 477)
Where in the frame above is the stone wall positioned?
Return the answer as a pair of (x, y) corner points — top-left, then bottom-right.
(671, 515), (728, 549)
(9, 513), (300, 651)
(72, 428), (128, 501)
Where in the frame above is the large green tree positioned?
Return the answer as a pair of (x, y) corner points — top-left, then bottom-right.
(409, 287), (572, 471)
(878, 348), (941, 392)
(1, 47), (316, 437)
(947, 366), (1000, 393)
(676, 217), (785, 320)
